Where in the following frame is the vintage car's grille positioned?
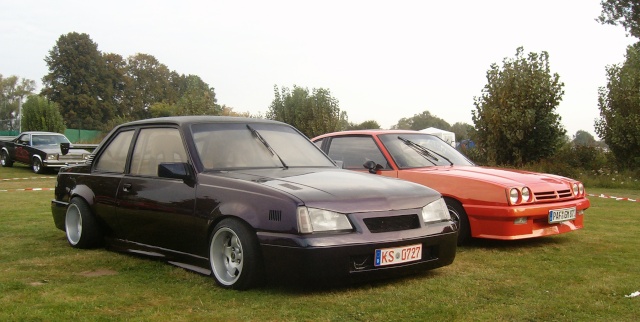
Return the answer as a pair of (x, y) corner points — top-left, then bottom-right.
(58, 154), (84, 161)
(534, 189), (573, 201)
(363, 214), (421, 233)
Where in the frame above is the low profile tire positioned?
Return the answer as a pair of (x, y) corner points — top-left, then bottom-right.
(65, 197), (103, 249)
(32, 158), (45, 174)
(209, 218), (263, 290)
(1, 150), (13, 167)
(446, 198), (471, 246)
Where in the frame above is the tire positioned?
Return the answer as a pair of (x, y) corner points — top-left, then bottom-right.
(445, 198), (471, 246)
(65, 197), (103, 249)
(1, 150), (13, 167)
(209, 218), (263, 290)
(32, 158), (45, 174)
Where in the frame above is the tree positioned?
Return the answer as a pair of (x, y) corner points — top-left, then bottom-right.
(267, 85), (347, 138)
(598, 0), (640, 38)
(173, 75), (220, 116)
(392, 110), (451, 131)
(472, 47), (566, 166)
(123, 53), (175, 120)
(595, 42), (640, 169)
(21, 95), (65, 133)
(347, 120), (381, 130)
(0, 74), (36, 127)
(572, 130), (597, 147)
(42, 32), (115, 130)
(451, 122), (474, 141)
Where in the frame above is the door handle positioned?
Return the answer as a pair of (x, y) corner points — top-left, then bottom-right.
(122, 183), (132, 192)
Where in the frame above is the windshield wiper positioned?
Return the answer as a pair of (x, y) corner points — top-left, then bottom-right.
(246, 124), (288, 169)
(397, 136), (453, 166)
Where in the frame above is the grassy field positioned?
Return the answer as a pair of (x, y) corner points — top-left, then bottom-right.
(1, 164), (639, 321)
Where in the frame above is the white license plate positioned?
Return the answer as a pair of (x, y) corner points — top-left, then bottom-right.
(548, 207), (576, 223)
(374, 244), (422, 267)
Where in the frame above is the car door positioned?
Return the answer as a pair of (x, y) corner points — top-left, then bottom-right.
(14, 134), (31, 163)
(322, 135), (398, 178)
(115, 127), (200, 254)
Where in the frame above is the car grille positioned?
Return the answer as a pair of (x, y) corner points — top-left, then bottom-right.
(58, 154), (84, 161)
(363, 214), (421, 233)
(534, 189), (574, 202)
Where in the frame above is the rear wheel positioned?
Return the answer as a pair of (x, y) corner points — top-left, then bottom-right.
(1, 150), (13, 167)
(65, 197), (103, 248)
(32, 158), (45, 174)
(445, 199), (471, 246)
(209, 218), (263, 290)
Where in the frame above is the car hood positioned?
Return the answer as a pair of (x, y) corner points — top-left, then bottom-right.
(209, 168), (439, 213)
(37, 145), (90, 155)
(405, 165), (575, 189)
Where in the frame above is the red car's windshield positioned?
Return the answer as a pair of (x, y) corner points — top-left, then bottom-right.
(379, 133), (474, 168)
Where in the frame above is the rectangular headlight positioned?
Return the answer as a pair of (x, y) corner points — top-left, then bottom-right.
(421, 198), (450, 223)
(297, 207), (352, 233)
(47, 154), (58, 160)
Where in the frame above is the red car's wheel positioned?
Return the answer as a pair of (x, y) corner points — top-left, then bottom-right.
(446, 199), (470, 246)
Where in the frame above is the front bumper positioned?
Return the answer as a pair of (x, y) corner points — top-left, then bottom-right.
(464, 198), (590, 240)
(51, 199), (68, 231)
(258, 221), (457, 284)
(43, 159), (86, 168)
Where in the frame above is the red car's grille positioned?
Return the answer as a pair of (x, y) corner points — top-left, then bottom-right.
(534, 189), (573, 201)
(363, 214), (421, 233)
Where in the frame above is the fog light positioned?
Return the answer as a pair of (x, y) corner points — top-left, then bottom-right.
(578, 210), (584, 216)
(514, 217), (527, 225)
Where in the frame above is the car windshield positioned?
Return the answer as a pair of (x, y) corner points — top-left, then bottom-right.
(191, 122), (336, 170)
(32, 134), (70, 146)
(379, 133), (474, 168)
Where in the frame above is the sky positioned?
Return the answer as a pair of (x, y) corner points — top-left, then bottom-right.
(0, 0), (635, 139)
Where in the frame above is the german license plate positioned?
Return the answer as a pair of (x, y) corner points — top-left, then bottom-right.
(548, 207), (576, 223)
(374, 244), (422, 267)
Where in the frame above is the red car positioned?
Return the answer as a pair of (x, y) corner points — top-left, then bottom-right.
(313, 130), (590, 245)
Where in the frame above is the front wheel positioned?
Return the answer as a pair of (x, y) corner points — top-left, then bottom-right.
(32, 158), (45, 174)
(209, 219), (263, 290)
(65, 197), (103, 248)
(1, 150), (13, 167)
(446, 199), (471, 246)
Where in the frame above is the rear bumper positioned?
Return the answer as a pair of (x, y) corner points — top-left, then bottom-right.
(464, 198), (590, 240)
(51, 199), (68, 231)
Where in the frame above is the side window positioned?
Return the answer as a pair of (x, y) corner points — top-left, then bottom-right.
(327, 136), (390, 170)
(94, 130), (134, 173)
(130, 128), (187, 176)
(18, 134), (30, 145)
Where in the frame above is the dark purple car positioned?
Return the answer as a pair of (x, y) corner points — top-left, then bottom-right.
(51, 116), (457, 289)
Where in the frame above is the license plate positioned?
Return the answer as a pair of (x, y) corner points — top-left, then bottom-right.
(374, 244), (422, 267)
(548, 207), (576, 223)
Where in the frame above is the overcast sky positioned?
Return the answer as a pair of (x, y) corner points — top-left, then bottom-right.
(0, 0), (635, 138)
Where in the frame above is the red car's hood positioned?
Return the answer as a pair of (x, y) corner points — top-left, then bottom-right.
(405, 165), (575, 189)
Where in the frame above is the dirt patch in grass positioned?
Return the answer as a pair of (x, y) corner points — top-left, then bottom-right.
(78, 269), (118, 277)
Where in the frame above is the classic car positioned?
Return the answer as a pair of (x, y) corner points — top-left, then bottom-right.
(0, 131), (95, 173)
(312, 130), (590, 245)
(51, 116), (457, 290)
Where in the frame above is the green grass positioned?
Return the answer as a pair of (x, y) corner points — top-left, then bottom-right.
(1, 166), (639, 321)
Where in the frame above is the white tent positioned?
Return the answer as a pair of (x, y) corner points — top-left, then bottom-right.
(420, 127), (455, 146)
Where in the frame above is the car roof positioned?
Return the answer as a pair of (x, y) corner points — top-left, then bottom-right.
(118, 116), (284, 128)
(21, 131), (65, 135)
(314, 129), (426, 139)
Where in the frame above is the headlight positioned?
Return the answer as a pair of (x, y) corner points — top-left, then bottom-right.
(421, 198), (450, 223)
(572, 183), (579, 196)
(297, 207), (352, 233)
(509, 188), (520, 204)
(578, 183), (584, 195)
(47, 154), (58, 160)
(522, 187), (531, 202)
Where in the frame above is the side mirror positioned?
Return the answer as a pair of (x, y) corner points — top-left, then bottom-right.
(60, 142), (70, 155)
(158, 162), (194, 182)
(363, 160), (383, 174)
